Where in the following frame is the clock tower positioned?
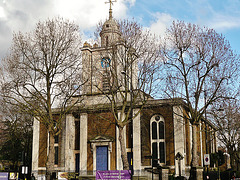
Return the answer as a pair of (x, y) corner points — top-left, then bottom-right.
(81, 0), (122, 95)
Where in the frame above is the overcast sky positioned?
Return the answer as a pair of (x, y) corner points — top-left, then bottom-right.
(0, 0), (240, 58)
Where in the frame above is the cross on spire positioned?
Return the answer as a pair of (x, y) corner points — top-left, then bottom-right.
(105, 0), (117, 19)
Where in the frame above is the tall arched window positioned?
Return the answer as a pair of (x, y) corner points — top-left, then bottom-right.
(151, 115), (165, 166)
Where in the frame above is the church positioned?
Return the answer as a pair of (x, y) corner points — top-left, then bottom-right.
(31, 2), (217, 179)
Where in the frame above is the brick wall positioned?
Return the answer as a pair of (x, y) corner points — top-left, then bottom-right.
(140, 105), (175, 166)
(87, 111), (116, 171)
(38, 122), (47, 167)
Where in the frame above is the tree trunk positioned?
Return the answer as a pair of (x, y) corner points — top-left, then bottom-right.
(192, 124), (199, 167)
(189, 124), (199, 180)
(229, 152), (237, 171)
(46, 131), (55, 180)
(118, 126), (129, 170)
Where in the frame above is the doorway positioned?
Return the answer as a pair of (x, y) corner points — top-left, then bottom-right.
(96, 146), (108, 171)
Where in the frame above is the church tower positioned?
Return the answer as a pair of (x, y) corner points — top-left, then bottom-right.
(81, 0), (122, 95)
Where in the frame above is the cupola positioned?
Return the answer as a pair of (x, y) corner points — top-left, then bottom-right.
(100, 0), (121, 47)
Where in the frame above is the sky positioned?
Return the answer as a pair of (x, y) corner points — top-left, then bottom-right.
(0, 0), (240, 58)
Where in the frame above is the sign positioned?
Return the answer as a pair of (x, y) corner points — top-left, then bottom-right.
(175, 152), (184, 160)
(58, 172), (68, 180)
(9, 173), (18, 180)
(22, 166), (28, 174)
(0, 172), (8, 180)
(96, 170), (131, 180)
(204, 154), (210, 165)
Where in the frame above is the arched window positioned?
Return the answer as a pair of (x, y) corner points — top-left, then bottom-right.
(150, 115), (165, 166)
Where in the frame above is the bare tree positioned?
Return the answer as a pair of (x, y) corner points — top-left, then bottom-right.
(92, 19), (162, 170)
(211, 99), (240, 171)
(0, 101), (33, 171)
(0, 17), (83, 179)
(161, 21), (239, 177)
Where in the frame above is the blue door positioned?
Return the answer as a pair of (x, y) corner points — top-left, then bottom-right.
(96, 146), (108, 170)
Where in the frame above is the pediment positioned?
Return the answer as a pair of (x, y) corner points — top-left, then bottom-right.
(89, 135), (114, 143)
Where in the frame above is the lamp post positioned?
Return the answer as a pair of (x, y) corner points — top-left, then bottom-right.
(216, 107), (224, 180)
(175, 152), (184, 178)
(204, 90), (209, 177)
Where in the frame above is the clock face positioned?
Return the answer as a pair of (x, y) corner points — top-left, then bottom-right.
(101, 57), (111, 68)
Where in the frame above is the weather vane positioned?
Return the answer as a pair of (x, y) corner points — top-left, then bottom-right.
(105, 0), (117, 19)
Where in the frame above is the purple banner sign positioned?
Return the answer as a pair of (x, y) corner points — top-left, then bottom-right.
(96, 170), (131, 180)
(0, 172), (8, 180)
